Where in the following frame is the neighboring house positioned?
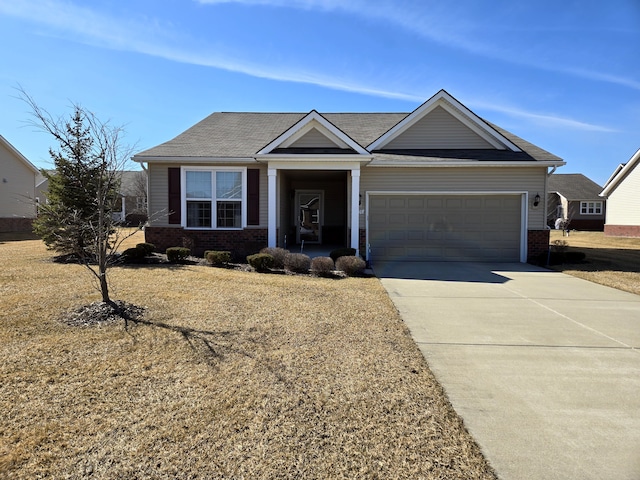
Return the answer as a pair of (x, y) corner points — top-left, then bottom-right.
(111, 170), (148, 225)
(547, 173), (605, 231)
(600, 148), (640, 237)
(133, 90), (565, 264)
(0, 135), (38, 232)
(37, 170), (148, 225)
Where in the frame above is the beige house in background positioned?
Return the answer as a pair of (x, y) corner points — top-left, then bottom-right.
(0, 135), (39, 232)
(600, 148), (640, 237)
(134, 90), (565, 264)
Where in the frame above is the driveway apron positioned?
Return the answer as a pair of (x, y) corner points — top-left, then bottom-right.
(376, 262), (640, 480)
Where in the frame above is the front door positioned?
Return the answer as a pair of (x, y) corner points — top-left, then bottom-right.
(296, 190), (323, 244)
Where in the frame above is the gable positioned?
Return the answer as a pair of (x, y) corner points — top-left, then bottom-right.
(383, 105), (495, 150)
(257, 111), (368, 155)
(368, 89), (521, 152)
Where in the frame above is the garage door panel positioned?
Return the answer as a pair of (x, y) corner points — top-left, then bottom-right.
(369, 194), (521, 262)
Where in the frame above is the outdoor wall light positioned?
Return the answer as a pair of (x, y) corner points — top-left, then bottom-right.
(533, 193), (541, 207)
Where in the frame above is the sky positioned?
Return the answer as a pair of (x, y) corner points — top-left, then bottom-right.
(1, 0), (639, 186)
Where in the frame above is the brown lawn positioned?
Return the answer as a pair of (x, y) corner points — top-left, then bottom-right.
(549, 230), (640, 295)
(0, 231), (496, 479)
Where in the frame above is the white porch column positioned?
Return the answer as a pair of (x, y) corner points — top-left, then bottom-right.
(268, 168), (277, 247)
(350, 169), (360, 256)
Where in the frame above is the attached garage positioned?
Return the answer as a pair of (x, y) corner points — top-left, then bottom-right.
(367, 194), (524, 263)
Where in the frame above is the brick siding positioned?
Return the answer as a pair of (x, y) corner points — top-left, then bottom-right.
(145, 226), (268, 260)
(604, 225), (640, 238)
(527, 229), (550, 264)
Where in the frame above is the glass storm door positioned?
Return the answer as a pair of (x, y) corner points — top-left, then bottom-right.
(296, 190), (323, 244)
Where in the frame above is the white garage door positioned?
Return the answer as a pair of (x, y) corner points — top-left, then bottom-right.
(368, 194), (522, 262)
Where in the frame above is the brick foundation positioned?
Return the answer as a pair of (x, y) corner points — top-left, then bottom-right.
(145, 226), (268, 260)
(527, 229), (550, 264)
(0, 217), (34, 233)
(604, 225), (640, 238)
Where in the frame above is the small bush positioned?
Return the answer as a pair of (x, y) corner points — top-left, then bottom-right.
(330, 247), (356, 262)
(247, 253), (274, 272)
(336, 255), (366, 276)
(260, 247), (289, 269)
(122, 247), (146, 260)
(206, 250), (231, 266)
(166, 247), (190, 263)
(565, 251), (586, 263)
(284, 253), (311, 274)
(311, 256), (335, 276)
(136, 242), (155, 255)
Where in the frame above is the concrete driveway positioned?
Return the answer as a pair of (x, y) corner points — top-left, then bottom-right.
(376, 262), (640, 480)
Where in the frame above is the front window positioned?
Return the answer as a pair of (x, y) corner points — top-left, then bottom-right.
(580, 201), (602, 215)
(185, 169), (244, 228)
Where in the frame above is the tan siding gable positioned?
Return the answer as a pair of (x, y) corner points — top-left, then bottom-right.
(384, 106), (495, 149)
(289, 128), (342, 148)
(606, 164), (640, 225)
(0, 143), (36, 218)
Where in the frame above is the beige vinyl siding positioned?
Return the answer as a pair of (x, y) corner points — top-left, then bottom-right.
(360, 166), (547, 229)
(606, 165), (640, 225)
(289, 128), (340, 148)
(147, 163), (268, 227)
(0, 147), (36, 218)
(384, 106), (494, 149)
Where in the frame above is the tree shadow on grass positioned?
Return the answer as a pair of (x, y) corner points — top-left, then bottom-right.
(552, 247), (640, 274)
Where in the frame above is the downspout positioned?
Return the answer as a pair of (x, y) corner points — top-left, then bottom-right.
(544, 166), (557, 265)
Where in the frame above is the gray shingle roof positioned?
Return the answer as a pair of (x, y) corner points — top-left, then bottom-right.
(548, 174), (603, 200)
(135, 111), (562, 163)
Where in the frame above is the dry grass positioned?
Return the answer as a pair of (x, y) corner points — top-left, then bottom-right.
(0, 232), (496, 479)
(549, 230), (640, 295)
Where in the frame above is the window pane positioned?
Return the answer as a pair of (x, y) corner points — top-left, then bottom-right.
(216, 201), (241, 228)
(216, 171), (242, 199)
(187, 201), (212, 227)
(186, 171), (211, 199)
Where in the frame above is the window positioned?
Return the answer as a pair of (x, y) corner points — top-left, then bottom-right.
(580, 201), (602, 215)
(184, 169), (244, 228)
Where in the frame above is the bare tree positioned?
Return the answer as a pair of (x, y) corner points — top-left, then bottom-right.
(21, 88), (140, 304)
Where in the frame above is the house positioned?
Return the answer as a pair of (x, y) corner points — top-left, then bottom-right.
(547, 173), (605, 231)
(600, 148), (640, 237)
(133, 90), (565, 264)
(36, 170), (148, 226)
(0, 135), (39, 232)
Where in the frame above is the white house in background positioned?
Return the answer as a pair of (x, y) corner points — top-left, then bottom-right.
(0, 135), (39, 232)
(600, 148), (640, 237)
(134, 89), (565, 264)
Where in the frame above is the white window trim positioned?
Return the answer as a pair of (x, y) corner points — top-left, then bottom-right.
(181, 166), (247, 229)
(580, 201), (603, 215)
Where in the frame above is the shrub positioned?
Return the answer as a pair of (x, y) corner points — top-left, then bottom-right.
(166, 247), (190, 263)
(206, 250), (231, 266)
(336, 255), (366, 276)
(330, 247), (356, 262)
(247, 253), (274, 272)
(260, 247), (289, 269)
(565, 251), (586, 263)
(310, 256), (335, 276)
(284, 253), (311, 274)
(122, 246), (147, 261)
(136, 242), (155, 255)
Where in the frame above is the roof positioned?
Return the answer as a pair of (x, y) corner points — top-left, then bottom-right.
(0, 134), (39, 174)
(600, 148), (640, 197)
(134, 91), (563, 165)
(548, 173), (603, 201)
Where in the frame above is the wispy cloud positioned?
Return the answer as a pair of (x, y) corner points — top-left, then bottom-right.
(471, 102), (618, 133)
(199, 0), (640, 92)
(0, 0), (616, 133)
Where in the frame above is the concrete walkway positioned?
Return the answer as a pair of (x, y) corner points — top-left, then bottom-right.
(376, 262), (640, 480)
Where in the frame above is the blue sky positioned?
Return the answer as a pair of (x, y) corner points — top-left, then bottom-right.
(1, 0), (639, 185)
